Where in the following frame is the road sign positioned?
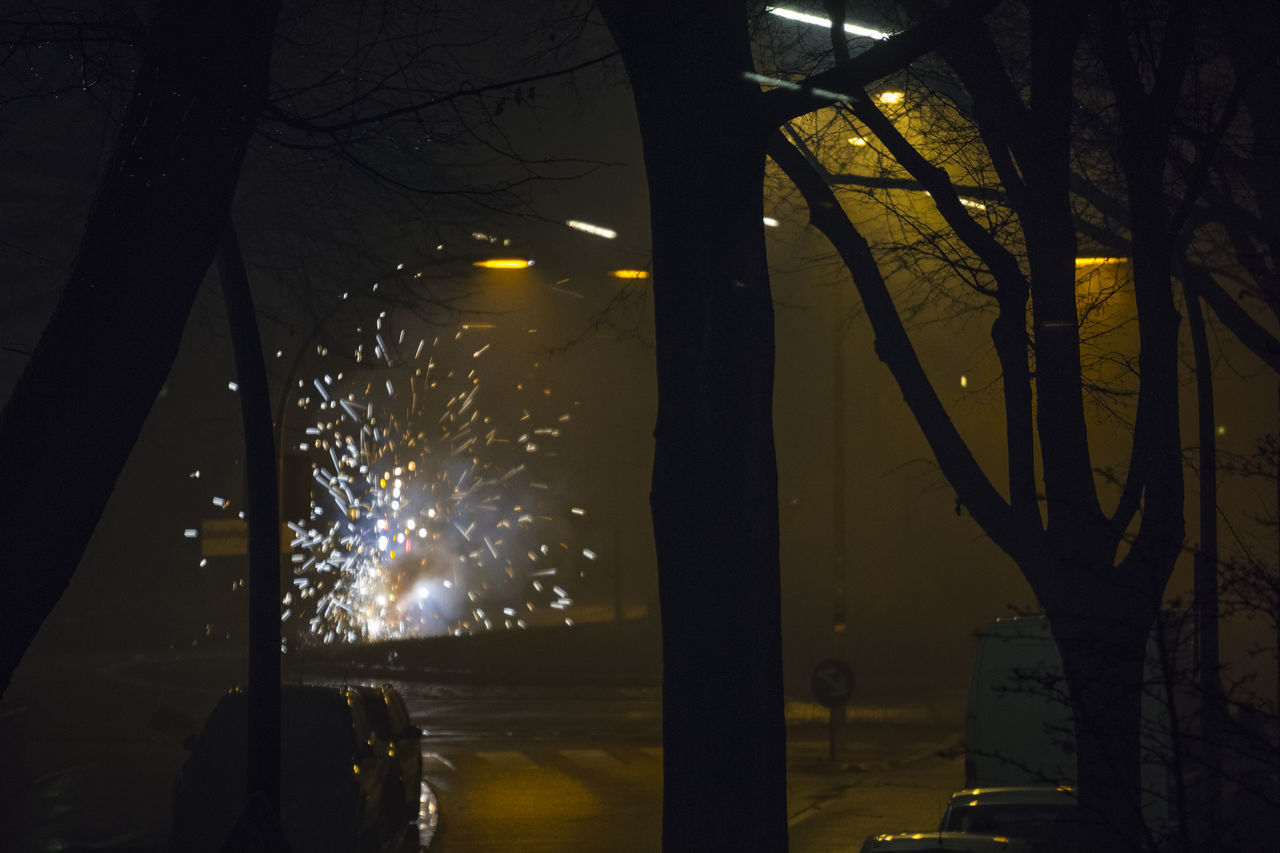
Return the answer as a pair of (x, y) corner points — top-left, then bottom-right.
(810, 658), (855, 708)
(201, 519), (248, 557)
(199, 519), (294, 557)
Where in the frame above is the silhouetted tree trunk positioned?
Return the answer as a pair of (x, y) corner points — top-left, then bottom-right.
(596, 3), (789, 849)
(0, 0), (280, 697)
(598, 3), (998, 846)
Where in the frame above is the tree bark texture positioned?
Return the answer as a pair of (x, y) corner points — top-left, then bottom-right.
(598, 2), (788, 849)
(0, 0), (280, 697)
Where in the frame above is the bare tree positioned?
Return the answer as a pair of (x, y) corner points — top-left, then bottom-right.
(597, 2), (995, 848)
(750, 0), (1276, 848)
(0, 0), (281, 698)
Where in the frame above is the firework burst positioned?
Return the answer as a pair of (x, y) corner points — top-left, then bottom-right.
(279, 313), (592, 645)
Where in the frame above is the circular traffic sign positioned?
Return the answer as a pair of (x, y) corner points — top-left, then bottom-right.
(810, 658), (855, 708)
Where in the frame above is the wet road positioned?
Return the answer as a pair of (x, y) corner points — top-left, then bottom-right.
(396, 681), (662, 852)
(5, 650), (665, 852)
(5, 648), (961, 852)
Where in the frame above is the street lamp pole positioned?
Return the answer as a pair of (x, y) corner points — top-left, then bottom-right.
(832, 283), (848, 636)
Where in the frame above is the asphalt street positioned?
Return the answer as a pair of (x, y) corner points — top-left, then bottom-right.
(4, 641), (965, 852)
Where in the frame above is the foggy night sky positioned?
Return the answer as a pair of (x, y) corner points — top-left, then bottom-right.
(3, 10), (1277, 701)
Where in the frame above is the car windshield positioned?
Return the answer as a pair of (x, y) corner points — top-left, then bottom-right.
(944, 804), (1078, 848)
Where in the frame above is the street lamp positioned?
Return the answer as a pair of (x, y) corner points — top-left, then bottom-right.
(765, 6), (891, 40)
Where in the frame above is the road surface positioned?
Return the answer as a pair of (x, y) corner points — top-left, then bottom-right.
(5, 647), (964, 851)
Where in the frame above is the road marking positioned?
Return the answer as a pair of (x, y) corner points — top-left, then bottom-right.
(560, 748), (623, 768)
(788, 806), (820, 828)
(422, 752), (455, 770)
(476, 750), (537, 769)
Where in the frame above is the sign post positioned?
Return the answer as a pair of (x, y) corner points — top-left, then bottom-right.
(810, 658), (855, 760)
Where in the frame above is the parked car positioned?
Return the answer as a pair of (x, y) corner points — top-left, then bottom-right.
(171, 683), (392, 853)
(859, 832), (1031, 852)
(939, 786), (1079, 852)
(353, 682), (423, 831)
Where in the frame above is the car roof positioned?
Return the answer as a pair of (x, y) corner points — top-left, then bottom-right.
(861, 831), (1032, 852)
(946, 786), (1077, 807)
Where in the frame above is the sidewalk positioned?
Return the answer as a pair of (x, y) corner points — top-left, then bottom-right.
(783, 694), (967, 850)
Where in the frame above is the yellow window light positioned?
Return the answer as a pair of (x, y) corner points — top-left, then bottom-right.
(877, 91), (905, 105)
(1075, 257), (1126, 266)
(609, 269), (650, 279)
(473, 259), (534, 269)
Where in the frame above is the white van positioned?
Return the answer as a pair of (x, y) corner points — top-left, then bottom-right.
(963, 614), (1193, 837)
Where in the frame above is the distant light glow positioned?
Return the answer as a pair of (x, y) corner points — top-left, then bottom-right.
(766, 6), (891, 39)
(234, 306), (596, 647)
(960, 375), (968, 388)
(473, 259), (534, 269)
(1075, 257), (1126, 266)
(609, 270), (650, 279)
(877, 91), (905, 105)
(744, 70), (801, 91)
(763, 217), (780, 227)
(565, 220), (617, 239)
(848, 136), (867, 146)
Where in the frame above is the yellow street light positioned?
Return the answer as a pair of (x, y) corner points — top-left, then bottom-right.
(473, 259), (534, 269)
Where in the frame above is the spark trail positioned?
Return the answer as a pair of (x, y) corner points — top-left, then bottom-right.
(202, 309), (594, 648)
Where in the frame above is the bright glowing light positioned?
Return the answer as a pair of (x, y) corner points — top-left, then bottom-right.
(763, 217), (780, 227)
(877, 91), (904, 105)
(1075, 257), (1126, 266)
(848, 136), (867, 146)
(245, 308), (596, 647)
(473, 259), (533, 269)
(565, 220), (617, 239)
(766, 6), (891, 39)
(609, 269), (650, 279)
(960, 375), (968, 388)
